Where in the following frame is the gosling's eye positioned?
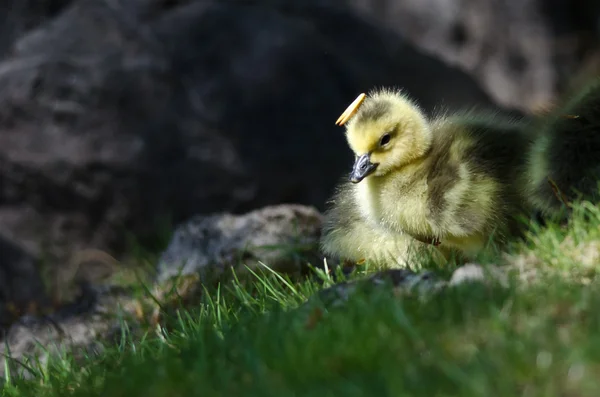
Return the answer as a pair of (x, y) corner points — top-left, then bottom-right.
(379, 133), (392, 147)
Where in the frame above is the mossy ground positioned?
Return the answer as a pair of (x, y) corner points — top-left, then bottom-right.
(4, 202), (600, 397)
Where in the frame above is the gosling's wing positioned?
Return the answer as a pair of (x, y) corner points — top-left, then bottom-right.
(426, 114), (534, 241)
(456, 113), (533, 182)
(320, 180), (442, 268)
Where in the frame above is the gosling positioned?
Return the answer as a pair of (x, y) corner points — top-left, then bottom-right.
(321, 88), (536, 267)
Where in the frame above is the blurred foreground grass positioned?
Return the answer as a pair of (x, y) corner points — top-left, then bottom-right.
(4, 201), (600, 396)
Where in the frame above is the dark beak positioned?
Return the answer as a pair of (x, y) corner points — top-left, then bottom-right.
(350, 153), (379, 183)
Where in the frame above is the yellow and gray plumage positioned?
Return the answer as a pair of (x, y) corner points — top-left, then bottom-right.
(321, 88), (536, 267)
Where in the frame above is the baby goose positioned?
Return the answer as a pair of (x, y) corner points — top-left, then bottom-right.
(321, 88), (535, 266)
(526, 78), (600, 219)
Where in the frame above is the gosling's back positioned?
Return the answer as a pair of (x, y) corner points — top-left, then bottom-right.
(527, 79), (600, 216)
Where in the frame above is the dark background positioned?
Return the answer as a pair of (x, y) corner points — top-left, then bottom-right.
(0, 0), (598, 288)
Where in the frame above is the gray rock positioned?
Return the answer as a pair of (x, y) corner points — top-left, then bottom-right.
(1, 316), (106, 380)
(449, 263), (508, 287)
(0, 284), (131, 380)
(306, 263), (511, 310)
(0, 0), (73, 58)
(0, 237), (48, 328)
(157, 204), (323, 282)
(307, 269), (445, 309)
(347, 0), (600, 112)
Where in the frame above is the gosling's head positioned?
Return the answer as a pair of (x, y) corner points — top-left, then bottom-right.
(338, 89), (432, 183)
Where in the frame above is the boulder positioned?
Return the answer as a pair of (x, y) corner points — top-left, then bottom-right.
(156, 204), (323, 282)
(0, 0), (73, 58)
(347, 0), (600, 111)
(0, 283), (131, 380)
(0, 237), (48, 328)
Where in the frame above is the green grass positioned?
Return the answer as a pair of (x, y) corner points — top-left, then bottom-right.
(4, 202), (600, 396)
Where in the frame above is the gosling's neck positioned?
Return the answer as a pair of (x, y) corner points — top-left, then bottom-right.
(408, 124), (433, 162)
(387, 119), (434, 174)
